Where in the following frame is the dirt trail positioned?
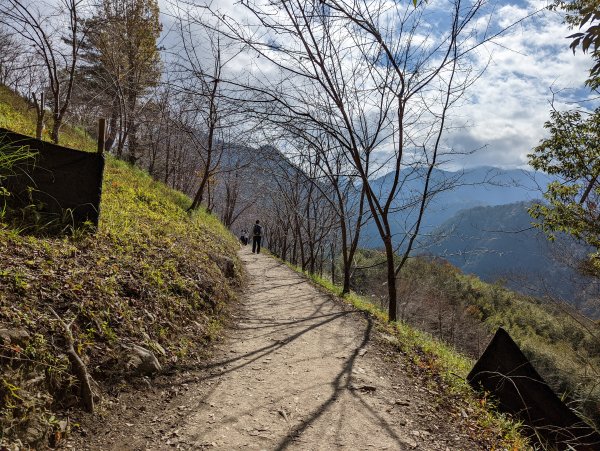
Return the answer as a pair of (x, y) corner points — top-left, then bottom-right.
(67, 248), (494, 450)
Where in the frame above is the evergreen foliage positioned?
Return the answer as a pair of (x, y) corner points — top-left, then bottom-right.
(559, 0), (600, 89)
(528, 109), (600, 277)
(79, 0), (162, 160)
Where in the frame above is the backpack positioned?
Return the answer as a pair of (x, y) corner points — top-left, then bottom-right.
(253, 224), (263, 236)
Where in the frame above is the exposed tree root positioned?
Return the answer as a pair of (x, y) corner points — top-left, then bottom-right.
(49, 307), (97, 413)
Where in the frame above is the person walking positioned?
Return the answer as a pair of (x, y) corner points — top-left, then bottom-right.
(239, 229), (249, 246)
(252, 220), (263, 254)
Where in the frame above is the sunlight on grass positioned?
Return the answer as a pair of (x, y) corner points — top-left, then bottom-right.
(278, 259), (530, 450)
(0, 86), (243, 446)
(0, 85), (95, 152)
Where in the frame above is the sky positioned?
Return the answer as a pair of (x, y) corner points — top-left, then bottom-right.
(443, 0), (594, 170)
(157, 0), (594, 171)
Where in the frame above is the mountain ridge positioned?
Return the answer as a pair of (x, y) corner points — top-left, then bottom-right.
(425, 201), (600, 318)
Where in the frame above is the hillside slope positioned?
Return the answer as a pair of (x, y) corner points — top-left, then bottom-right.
(427, 202), (600, 317)
(0, 86), (535, 449)
(0, 85), (94, 152)
(346, 247), (600, 434)
(0, 88), (242, 448)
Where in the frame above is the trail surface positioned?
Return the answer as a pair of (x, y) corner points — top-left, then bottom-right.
(67, 249), (496, 450)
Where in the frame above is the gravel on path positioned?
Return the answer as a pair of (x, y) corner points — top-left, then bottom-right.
(64, 248), (496, 450)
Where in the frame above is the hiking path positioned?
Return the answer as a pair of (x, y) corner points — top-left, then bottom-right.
(66, 248), (496, 450)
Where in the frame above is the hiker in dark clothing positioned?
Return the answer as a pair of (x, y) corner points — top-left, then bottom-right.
(240, 229), (249, 245)
(252, 220), (263, 254)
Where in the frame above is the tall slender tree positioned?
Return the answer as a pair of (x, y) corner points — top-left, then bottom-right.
(80, 0), (162, 161)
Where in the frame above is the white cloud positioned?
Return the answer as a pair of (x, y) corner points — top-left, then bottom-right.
(444, 0), (594, 169)
(156, 0), (596, 170)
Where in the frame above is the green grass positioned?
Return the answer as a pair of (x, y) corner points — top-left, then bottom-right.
(0, 85), (242, 447)
(0, 85), (95, 151)
(339, 248), (600, 431)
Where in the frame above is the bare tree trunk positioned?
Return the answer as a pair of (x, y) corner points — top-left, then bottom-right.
(32, 92), (45, 140)
(383, 235), (398, 321)
(105, 106), (119, 152)
(127, 122), (139, 165)
(331, 240), (336, 285)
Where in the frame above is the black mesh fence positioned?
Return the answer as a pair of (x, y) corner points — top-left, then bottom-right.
(0, 128), (104, 227)
(468, 327), (600, 450)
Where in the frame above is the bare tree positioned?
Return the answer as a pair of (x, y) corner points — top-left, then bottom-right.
(135, 86), (175, 177)
(0, 27), (27, 89)
(184, 40), (224, 212)
(205, 0), (494, 321)
(280, 122), (367, 293)
(169, 7), (256, 212)
(0, 0), (87, 143)
(257, 140), (338, 274)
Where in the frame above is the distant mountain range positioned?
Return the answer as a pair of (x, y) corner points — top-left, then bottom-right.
(224, 145), (597, 315)
(359, 166), (553, 248)
(423, 202), (599, 317)
(358, 168), (599, 316)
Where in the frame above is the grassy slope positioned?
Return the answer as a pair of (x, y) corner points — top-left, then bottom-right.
(0, 88), (241, 447)
(347, 248), (600, 426)
(398, 256), (600, 429)
(0, 85), (95, 152)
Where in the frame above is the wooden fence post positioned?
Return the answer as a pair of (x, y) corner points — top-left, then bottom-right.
(34, 92), (45, 140)
(97, 118), (106, 155)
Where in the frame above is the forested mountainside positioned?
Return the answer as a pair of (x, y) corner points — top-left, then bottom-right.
(345, 167), (598, 317)
(426, 202), (600, 318)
